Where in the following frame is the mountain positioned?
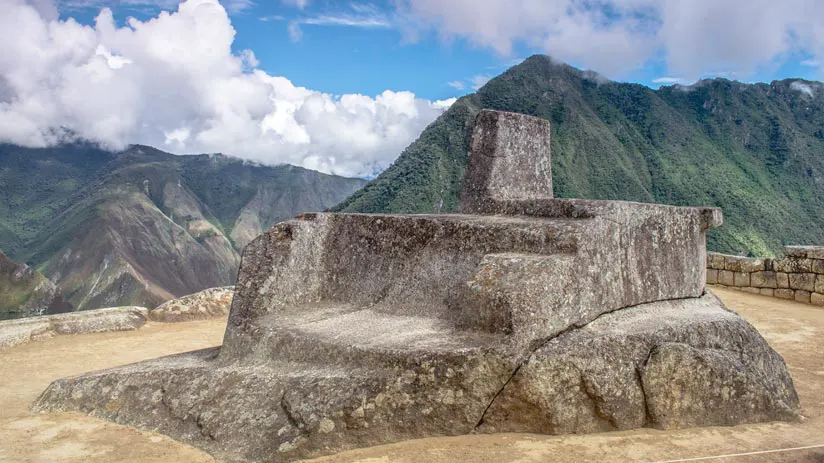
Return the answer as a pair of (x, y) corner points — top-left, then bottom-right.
(0, 250), (71, 320)
(0, 144), (366, 311)
(336, 55), (824, 257)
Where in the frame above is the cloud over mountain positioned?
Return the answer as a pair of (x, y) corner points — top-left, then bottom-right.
(0, 0), (454, 177)
(396, 0), (824, 80)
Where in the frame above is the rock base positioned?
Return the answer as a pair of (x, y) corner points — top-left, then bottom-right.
(34, 292), (798, 462)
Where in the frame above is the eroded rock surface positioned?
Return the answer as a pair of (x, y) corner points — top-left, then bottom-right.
(34, 110), (798, 462)
(149, 287), (234, 322)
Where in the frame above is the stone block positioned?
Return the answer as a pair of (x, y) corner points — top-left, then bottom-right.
(773, 259), (792, 273)
(742, 287), (761, 294)
(740, 258), (766, 273)
(460, 110), (552, 214)
(718, 270), (735, 287)
(706, 269), (718, 285)
(783, 246), (809, 258)
(817, 275), (824, 294)
(795, 290), (812, 304)
(723, 256), (745, 272)
(811, 293), (824, 306)
(734, 272), (750, 287)
(759, 288), (774, 297)
(789, 273), (816, 292)
(775, 289), (795, 300)
(776, 272), (790, 288)
(807, 247), (824, 260)
(750, 271), (777, 288)
(709, 253), (726, 270)
(813, 259), (824, 274)
(773, 258), (815, 273)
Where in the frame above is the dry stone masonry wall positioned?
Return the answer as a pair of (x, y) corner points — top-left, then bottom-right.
(707, 246), (824, 305)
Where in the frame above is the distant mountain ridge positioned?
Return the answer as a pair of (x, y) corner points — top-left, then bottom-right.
(0, 143), (366, 313)
(336, 55), (824, 257)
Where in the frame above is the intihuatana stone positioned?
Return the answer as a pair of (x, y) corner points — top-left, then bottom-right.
(460, 110), (552, 214)
(34, 110), (798, 462)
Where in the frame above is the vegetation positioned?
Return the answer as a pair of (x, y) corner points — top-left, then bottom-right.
(336, 55), (824, 257)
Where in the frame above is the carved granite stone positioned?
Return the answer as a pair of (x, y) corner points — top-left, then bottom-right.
(34, 110), (798, 462)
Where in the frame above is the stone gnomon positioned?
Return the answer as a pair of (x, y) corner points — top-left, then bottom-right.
(34, 110), (799, 462)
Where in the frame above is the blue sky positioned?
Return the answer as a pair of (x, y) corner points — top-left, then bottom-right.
(3, 0), (822, 177)
(57, 0), (824, 101)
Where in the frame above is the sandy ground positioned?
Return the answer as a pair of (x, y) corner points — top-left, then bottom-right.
(0, 319), (224, 463)
(1, 287), (823, 462)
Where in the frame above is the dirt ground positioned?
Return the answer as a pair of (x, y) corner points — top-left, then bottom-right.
(0, 319), (224, 462)
(1, 287), (823, 462)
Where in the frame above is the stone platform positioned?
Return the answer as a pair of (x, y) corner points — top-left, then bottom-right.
(33, 110), (798, 462)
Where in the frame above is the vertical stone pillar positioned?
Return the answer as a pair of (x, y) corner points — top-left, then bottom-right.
(459, 110), (552, 214)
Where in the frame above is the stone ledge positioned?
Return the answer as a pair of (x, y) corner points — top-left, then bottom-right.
(0, 306), (149, 349)
(149, 287), (234, 323)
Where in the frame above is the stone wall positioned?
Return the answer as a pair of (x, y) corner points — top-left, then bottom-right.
(707, 246), (824, 305)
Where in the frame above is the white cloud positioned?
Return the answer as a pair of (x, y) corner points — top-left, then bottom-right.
(0, 0), (453, 177)
(652, 76), (685, 84)
(396, 0), (656, 77)
(395, 0), (824, 80)
(801, 59), (821, 67)
(447, 80), (464, 90)
(282, 3), (392, 40)
(301, 14), (391, 28)
(470, 74), (491, 90)
(790, 81), (817, 97)
(62, 0), (254, 14)
(287, 20), (302, 41)
(432, 97), (456, 109)
(282, 0), (309, 8)
(220, 0), (254, 13)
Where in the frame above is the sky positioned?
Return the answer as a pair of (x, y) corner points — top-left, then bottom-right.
(1, 0), (823, 177)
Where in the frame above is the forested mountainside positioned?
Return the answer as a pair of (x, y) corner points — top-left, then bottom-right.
(337, 55), (824, 257)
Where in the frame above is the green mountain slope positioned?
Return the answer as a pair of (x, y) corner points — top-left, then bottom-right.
(336, 55), (824, 256)
(0, 250), (71, 320)
(0, 144), (366, 311)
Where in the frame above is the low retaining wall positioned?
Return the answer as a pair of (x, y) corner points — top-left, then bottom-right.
(707, 246), (824, 305)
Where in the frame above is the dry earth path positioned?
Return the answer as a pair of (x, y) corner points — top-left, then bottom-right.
(1, 287), (823, 462)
